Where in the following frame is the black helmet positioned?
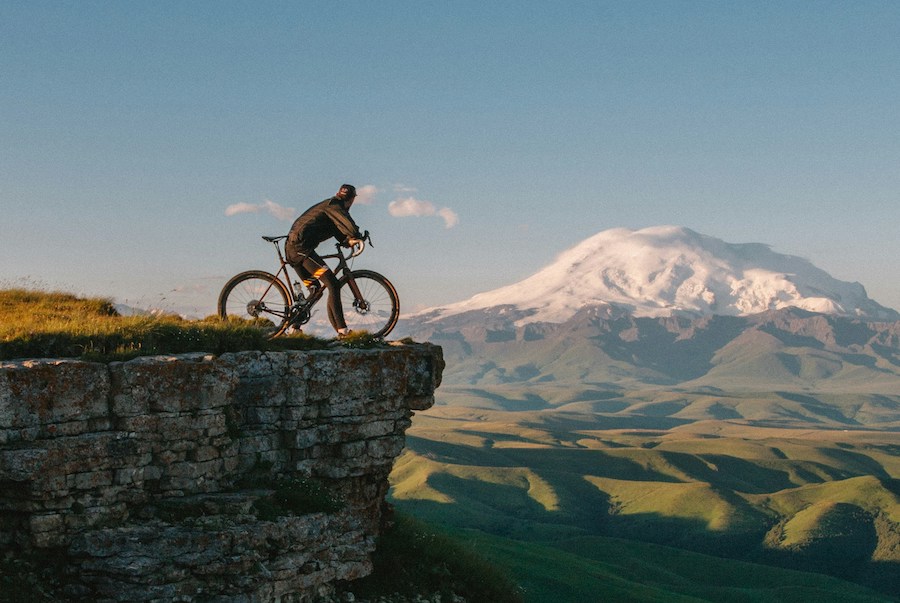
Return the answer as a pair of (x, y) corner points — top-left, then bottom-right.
(339, 184), (357, 198)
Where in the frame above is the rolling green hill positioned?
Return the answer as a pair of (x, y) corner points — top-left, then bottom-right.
(391, 402), (900, 598)
(394, 307), (900, 598)
(460, 530), (895, 602)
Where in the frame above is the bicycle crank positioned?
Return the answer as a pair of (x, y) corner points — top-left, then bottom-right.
(289, 306), (312, 327)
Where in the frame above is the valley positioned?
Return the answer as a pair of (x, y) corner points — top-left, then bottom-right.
(390, 389), (900, 600)
(388, 227), (900, 600)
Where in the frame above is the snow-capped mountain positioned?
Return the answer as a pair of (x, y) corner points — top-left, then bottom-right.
(419, 226), (899, 324)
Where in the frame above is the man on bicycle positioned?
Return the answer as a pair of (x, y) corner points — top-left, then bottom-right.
(286, 184), (363, 337)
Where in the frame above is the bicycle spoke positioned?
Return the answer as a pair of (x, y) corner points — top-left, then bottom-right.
(339, 270), (399, 338)
(218, 271), (291, 338)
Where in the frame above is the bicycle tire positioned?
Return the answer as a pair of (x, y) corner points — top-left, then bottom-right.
(217, 270), (292, 338)
(339, 270), (400, 338)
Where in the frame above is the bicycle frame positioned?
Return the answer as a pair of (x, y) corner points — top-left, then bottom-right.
(261, 235), (301, 303)
(262, 234), (365, 309)
(219, 230), (398, 338)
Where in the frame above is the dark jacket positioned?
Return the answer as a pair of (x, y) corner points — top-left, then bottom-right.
(285, 197), (361, 262)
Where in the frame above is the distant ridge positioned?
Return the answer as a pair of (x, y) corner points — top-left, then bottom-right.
(394, 227), (900, 600)
(417, 226), (899, 324)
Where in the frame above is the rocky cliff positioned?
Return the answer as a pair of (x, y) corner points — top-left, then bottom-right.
(0, 344), (443, 601)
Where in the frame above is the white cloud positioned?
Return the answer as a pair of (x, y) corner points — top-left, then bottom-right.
(437, 207), (459, 229)
(355, 184), (378, 205)
(224, 202), (257, 216)
(388, 196), (437, 217)
(225, 199), (295, 221)
(388, 196), (459, 228)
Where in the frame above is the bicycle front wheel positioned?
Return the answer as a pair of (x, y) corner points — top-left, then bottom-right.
(218, 270), (291, 338)
(339, 270), (400, 338)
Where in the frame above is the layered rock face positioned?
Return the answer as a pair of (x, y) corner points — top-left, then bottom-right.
(0, 344), (443, 601)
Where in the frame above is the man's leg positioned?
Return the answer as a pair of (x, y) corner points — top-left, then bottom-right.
(300, 254), (346, 332)
(290, 253), (321, 297)
(290, 262), (313, 293)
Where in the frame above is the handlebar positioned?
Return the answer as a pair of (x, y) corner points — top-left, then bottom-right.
(344, 230), (371, 259)
(348, 239), (365, 258)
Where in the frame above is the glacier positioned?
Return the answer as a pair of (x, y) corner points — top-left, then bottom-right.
(419, 226), (899, 325)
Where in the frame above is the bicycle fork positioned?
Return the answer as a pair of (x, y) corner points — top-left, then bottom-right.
(343, 275), (369, 312)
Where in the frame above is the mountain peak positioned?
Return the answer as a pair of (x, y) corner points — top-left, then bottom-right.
(423, 226), (899, 323)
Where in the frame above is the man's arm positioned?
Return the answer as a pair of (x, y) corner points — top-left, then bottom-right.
(325, 200), (362, 243)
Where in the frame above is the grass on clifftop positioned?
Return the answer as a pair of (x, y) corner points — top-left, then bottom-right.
(0, 288), (344, 361)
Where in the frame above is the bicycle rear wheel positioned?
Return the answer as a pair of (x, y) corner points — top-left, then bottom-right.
(339, 270), (400, 338)
(218, 270), (291, 338)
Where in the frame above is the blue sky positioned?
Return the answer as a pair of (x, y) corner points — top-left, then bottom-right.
(2, 1), (900, 316)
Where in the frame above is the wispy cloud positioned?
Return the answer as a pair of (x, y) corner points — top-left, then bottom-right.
(355, 184), (378, 205)
(224, 199), (295, 221)
(388, 196), (459, 229)
(388, 197), (437, 218)
(437, 207), (460, 228)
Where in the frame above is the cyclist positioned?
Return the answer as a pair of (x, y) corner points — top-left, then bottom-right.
(286, 184), (363, 337)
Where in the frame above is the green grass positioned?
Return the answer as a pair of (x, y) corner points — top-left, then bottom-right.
(372, 510), (895, 602)
(338, 512), (523, 603)
(392, 409), (900, 597)
(464, 531), (895, 602)
(0, 288), (357, 361)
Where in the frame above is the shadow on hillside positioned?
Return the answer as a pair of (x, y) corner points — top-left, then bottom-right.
(394, 487), (900, 598)
(395, 438), (900, 597)
(752, 531), (899, 597)
(777, 392), (863, 425)
(871, 343), (900, 368)
(405, 436), (519, 467)
(524, 411), (693, 433)
(595, 315), (748, 382)
(657, 450), (799, 493)
(450, 387), (552, 411)
(813, 447), (894, 481)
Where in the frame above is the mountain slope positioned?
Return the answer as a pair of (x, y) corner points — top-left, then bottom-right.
(416, 226), (899, 324)
(394, 226), (900, 598)
(399, 226), (900, 400)
(406, 305), (900, 399)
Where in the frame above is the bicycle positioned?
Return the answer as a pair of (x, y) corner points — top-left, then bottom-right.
(217, 231), (400, 339)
